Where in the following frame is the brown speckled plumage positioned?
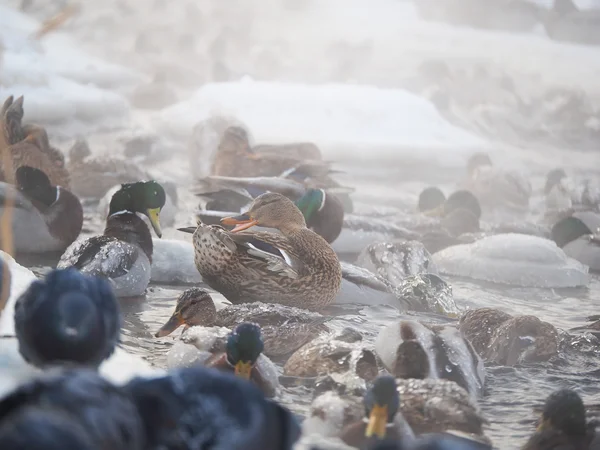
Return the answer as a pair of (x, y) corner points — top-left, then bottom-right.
(1, 96), (70, 188)
(459, 308), (558, 365)
(190, 193), (342, 310)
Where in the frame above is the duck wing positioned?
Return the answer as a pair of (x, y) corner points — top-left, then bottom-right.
(227, 231), (305, 279)
(58, 236), (140, 278)
(340, 261), (393, 293)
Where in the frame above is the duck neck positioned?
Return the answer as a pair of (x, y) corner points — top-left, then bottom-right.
(104, 212), (154, 262)
(43, 187), (84, 245)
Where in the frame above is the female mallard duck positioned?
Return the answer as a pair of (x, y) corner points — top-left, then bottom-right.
(0, 369), (144, 450)
(460, 152), (531, 215)
(523, 389), (597, 450)
(197, 185), (345, 244)
(125, 366), (300, 450)
(211, 126), (330, 178)
(0, 166), (83, 254)
(67, 138), (153, 200)
(340, 376), (413, 448)
(14, 268), (120, 369)
(283, 328), (379, 382)
(459, 308), (559, 366)
(58, 180), (166, 297)
(155, 288), (329, 360)
(180, 192), (342, 310)
(1, 95), (70, 188)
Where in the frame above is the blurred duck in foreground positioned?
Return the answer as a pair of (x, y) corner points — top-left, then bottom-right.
(0, 166), (83, 254)
(14, 268), (120, 369)
(0, 95), (70, 188)
(126, 366), (300, 450)
(523, 389), (597, 450)
(58, 181), (166, 297)
(0, 369), (144, 450)
(543, 0), (600, 46)
(179, 192), (342, 310)
(155, 288), (329, 360)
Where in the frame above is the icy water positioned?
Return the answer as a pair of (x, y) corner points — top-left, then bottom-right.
(17, 162), (600, 449)
(3, 0), (600, 447)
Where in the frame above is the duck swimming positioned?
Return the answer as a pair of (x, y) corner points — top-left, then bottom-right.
(125, 365), (300, 450)
(523, 389), (596, 450)
(0, 166), (83, 254)
(0, 368), (144, 450)
(180, 192), (342, 310)
(155, 288), (329, 359)
(340, 376), (413, 448)
(14, 268), (120, 368)
(58, 180), (165, 297)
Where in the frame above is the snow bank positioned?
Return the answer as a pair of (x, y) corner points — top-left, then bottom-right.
(0, 5), (140, 135)
(156, 78), (490, 163)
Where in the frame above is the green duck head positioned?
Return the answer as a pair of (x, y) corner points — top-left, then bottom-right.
(226, 322), (264, 380)
(109, 180), (166, 237)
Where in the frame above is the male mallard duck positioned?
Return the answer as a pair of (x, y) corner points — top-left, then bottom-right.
(459, 308), (559, 366)
(543, 0), (600, 46)
(340, 376), (413, 448)
(0, 166), (83, 254)
(14, 268), (120, 369)
(58, 180), (165, 297)
(155, 288), (329, 359)
(306, 377), (487, 443)
(375, 320), (484, 397)
(197, 185), (346, 244)
(211, 126), (330, 178)
(523, 389), (596, 450)
(551, 212), (600, 273)
(0, 368), (144, 450)
(460, 152), (531, 214)
(417, 187), (446, 214)
(180, 192), (342, 310)
(67, 138), (152, 200)
(125, 366), (301, 450)
(200, 322), (278, 397)
(1, 95), (70, 188)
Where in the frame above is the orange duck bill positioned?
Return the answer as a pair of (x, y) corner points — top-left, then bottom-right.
(221, 214), (259, 232)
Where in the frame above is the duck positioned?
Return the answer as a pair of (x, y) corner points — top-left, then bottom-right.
(543, 0), (600, 46)
(197, 184), (346, 244)
(67, 138), (152, 200)
(0, 251), (162, 397)
(523, 389), (597, 450)
(551, 211), (600, 272)
(58, 180), (166, 297)
(211, 125), (330, 178)
(417, 187), (446, 214)
(459, 152), (531, 216)
(155, 288), (329, 360)
(283, 328), (379, 382)
(459, 308), (559, 366)
(179, 192), (342, 310)
(0, 166), (83, 254)
(544, 168), (599, 219)
(0, 368), (144, 450)
(125, 365), (301, 450)
(340, 376), (414, 448)
(374, 320), (484, 397)
(0, 95), (70, 188)
(13, 268), (120, 369)
(305, 377), (487, 443)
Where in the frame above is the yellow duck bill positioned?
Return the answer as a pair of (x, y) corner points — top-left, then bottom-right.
(146, 207), (163, 238)
(365, 404), (389, 439)
(234, 361), (253, 379)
